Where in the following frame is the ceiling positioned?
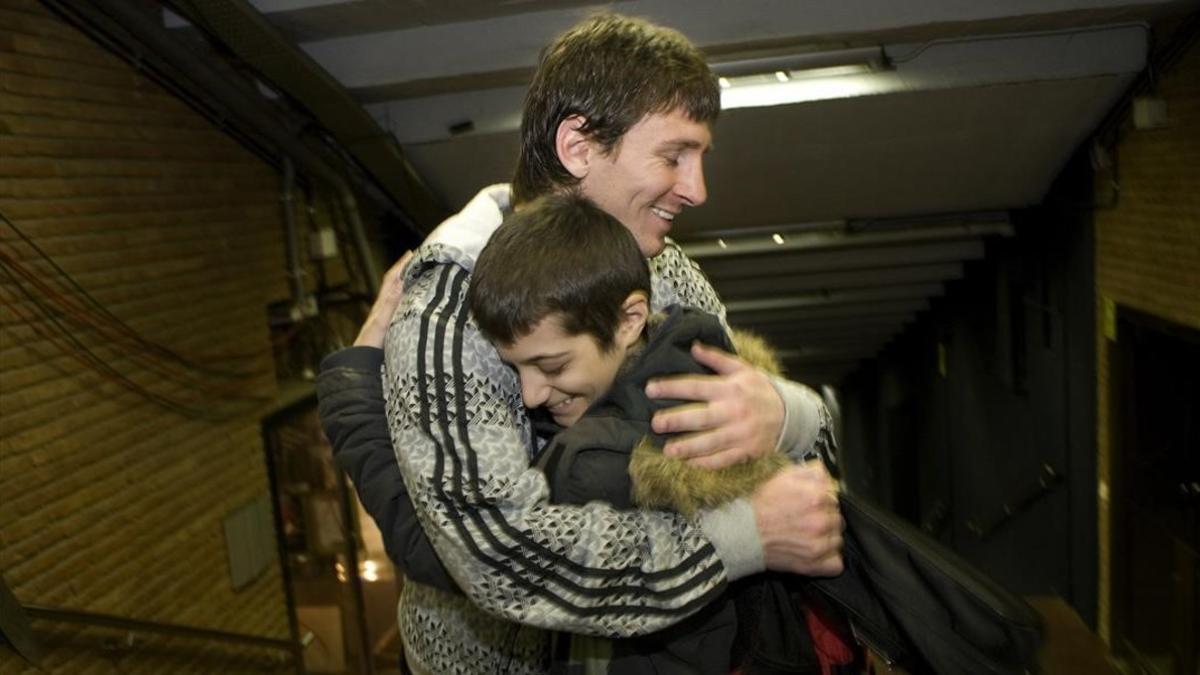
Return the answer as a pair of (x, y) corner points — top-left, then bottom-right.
(168, 0), (1190, 385)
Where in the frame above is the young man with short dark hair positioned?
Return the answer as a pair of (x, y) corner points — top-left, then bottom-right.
(318, 13), (843, 675)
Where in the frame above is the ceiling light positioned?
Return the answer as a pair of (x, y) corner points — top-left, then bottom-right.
(712, 46), (887, 79)
(711, 46), (890, 110)
(720, 74), (888, 109)
(681, 219), (1012, 259)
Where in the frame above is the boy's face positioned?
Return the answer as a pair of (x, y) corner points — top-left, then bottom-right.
(577, 108), (711, 257)
(496, 314), (633, 428)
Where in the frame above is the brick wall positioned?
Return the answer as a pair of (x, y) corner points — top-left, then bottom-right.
(1094, 39), (1200, 642)
(1, 0), (298, 671)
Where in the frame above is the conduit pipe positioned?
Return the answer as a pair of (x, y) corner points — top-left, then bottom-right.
(280, 158), (306, 315)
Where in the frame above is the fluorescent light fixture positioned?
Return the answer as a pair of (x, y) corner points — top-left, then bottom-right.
(711, 46), (887, 79)
(720, 75), (888, 109)
(711, 46), (890, 110)
(680, 219), (1012, 260)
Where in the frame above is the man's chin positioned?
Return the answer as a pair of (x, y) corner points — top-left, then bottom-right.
(640, 238), (668, 258)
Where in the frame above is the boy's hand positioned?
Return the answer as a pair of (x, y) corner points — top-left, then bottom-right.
(645, 341), (784, 469)
(354, 251), (413, 348)
(752, 461), (844, 576)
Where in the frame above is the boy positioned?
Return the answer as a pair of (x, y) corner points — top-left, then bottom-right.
(468, 193), (849, 674)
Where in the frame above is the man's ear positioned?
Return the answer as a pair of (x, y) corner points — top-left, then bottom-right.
(616, 291), (650, 349)
(555, 114), (593, 179)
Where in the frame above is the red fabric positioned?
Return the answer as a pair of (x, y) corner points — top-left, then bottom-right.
(803, 603), (855, 675)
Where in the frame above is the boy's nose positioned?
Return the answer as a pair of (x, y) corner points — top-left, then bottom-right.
(520, 375), (550, 409)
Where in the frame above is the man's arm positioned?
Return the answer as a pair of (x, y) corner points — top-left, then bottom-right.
(644, 243), (844, 575)
(648, 343), (833, 465)
(645, 242), (834, 468)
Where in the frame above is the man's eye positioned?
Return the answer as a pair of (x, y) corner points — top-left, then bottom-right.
(542, 364), (566, 376)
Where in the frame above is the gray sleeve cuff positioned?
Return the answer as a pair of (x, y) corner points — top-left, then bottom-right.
(769, 376), (823, 461)
(698, 497), (763, 581)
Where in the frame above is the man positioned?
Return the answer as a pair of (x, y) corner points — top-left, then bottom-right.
(318, 14), (843, 674)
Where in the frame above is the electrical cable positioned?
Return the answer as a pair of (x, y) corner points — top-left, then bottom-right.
(0, 266), (228, 420)
(1, 208), (266, 378)
(0, 210), (280, 417)
(0, 246), (271, 404)
(0, 246), (233, 379)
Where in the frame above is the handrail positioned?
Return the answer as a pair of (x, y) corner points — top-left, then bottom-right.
(965, 463), (1063, 540)
(23, 604), (300, 653)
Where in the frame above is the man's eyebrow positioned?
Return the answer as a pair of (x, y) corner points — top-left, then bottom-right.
(658, 139), (709, 152)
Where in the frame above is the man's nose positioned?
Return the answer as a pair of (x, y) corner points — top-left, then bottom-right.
(520, 374), (550, 409)
(677, 158), (707, 207)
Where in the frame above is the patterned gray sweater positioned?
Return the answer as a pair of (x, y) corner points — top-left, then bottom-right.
(380, 185), (831, 674)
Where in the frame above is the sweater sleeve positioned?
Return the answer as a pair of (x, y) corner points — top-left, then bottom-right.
(316, 346), (459, 594)
(383, 263), (731, 638)
(647, 243), (838, 570)
(771, 376), (838, 463)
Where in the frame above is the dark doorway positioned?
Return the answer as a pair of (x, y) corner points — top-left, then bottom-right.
(262, 399), (403, 674)
(1110, 307), (1200, 675)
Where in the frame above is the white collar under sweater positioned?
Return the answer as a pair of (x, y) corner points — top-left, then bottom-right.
(421, 183), (511, 271)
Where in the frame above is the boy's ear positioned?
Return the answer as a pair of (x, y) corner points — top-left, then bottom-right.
(556, 114), (593, 179)
(616, 291), (650, 349)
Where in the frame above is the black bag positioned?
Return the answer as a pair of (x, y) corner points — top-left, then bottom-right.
(812, 493), (1044, 675)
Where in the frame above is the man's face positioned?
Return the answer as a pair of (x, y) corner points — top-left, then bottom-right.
(579, 109), (711, 256)
(496, 314), (628, 427)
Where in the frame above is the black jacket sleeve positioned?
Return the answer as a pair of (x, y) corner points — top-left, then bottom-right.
(316, 346), (459, 594)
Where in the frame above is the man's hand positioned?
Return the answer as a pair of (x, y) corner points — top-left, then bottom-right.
(354, 251), (413, 348)
(751, 461), (843, 576)
(645, 341), (784, 469)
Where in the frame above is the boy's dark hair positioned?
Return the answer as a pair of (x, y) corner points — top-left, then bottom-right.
(511, 13), (720, 205)
(469, 193), (651, 349)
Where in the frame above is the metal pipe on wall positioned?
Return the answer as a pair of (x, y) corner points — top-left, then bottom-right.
(280, 157), (308, 316)
(338, 184), (381, 299)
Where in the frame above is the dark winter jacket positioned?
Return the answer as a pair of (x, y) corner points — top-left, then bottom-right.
(537, 306), (821, 675)
(316, 346), (459, 593)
